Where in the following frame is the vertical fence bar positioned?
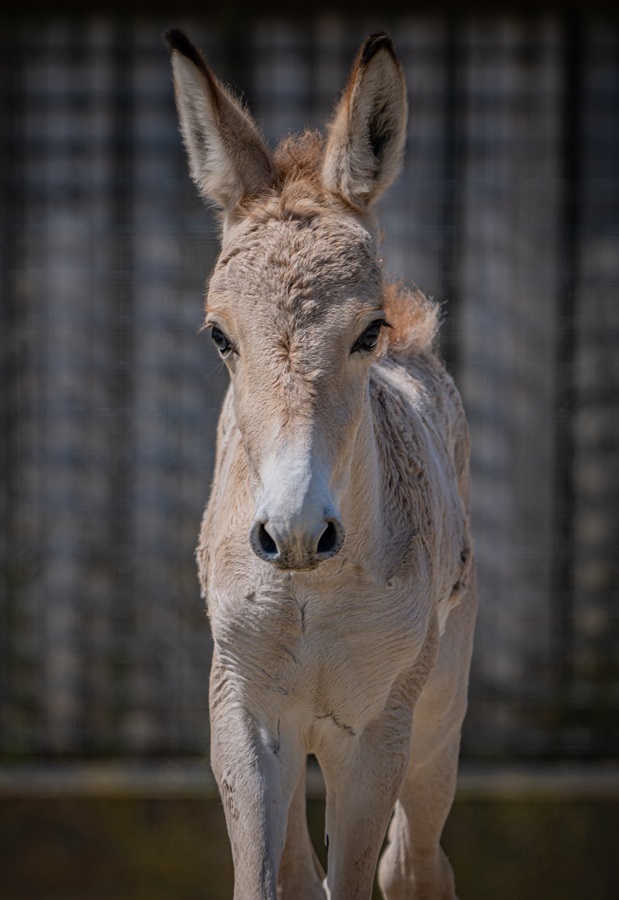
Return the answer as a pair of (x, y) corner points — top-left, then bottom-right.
(571, 19), (619, 756)
(459, 18), (563, 758)
(552, 13), (582, 731)
(109, 19), (136, 751)
(440, 14), (463, 377)
(39, 21), (89, 753)
(0, 23), (24, 753)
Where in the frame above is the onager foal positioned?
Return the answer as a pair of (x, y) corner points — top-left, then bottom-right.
(167, 28), (476, 900)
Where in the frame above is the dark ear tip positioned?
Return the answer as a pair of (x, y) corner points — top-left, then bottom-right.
(361, 31), (397, 66)
(164, 28), (186, 52)
(164, 28), (204, 69)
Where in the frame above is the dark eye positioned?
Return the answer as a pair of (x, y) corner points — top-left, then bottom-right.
(211, 325), (233, 357)
(352, 319), (386, 354)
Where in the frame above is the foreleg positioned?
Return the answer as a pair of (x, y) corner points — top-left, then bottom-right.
(210, 664), (303, 900)
(278, 758), (326, 899)
(378, 576), (477, 900)
(321, 625), (439, 900)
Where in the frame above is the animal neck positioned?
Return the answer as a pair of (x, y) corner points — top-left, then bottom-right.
(336, 385), (386, 575)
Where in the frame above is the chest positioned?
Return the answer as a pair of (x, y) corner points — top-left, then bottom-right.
(208, 565), (431, 730)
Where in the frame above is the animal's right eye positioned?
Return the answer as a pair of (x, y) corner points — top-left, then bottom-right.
(211, 325), (233, 357)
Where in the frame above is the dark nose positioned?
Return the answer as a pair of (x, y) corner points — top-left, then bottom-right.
(249, 516), (345, 569)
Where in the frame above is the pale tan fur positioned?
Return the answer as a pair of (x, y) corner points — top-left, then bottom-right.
(167, 28), (476, 900)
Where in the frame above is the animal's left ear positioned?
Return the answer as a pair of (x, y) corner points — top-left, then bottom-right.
(322, 32), (408, 209)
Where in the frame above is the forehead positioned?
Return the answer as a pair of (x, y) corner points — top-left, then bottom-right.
(207, 213), (382, 320)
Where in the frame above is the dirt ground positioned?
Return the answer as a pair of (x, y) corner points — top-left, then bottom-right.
(1, 794), (617, 899)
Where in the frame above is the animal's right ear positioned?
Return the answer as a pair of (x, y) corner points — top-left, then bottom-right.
(165, 29), (275, 211)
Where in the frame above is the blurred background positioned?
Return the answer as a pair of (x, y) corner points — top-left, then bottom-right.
(1, 2), (618, 898)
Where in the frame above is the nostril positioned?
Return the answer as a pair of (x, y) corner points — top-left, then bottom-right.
(251, 515), (343, 566)
(257, 523), (278, 557)
(249, 520), (281, 564)
(316, 521), (339, 556)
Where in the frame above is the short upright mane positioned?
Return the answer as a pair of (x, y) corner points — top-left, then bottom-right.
(383, 282), (440, 356)
(252, 128), (442, 359)
(236, 129), (333, 220)
(274, 129), (325, 189)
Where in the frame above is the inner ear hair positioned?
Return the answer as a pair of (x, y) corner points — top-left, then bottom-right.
(322, 31), (408, 209)
(166, 28), (275, 211)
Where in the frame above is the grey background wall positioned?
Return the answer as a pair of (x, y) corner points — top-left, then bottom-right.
(1, 12), (617, 761)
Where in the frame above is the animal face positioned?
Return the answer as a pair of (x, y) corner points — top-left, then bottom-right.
(206, 211), (390, 569)
(167, 28), (407, 570)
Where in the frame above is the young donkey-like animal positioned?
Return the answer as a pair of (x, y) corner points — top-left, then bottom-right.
(167, 28), (476, 900)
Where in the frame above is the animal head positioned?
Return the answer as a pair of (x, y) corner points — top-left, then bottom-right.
(167, 29), (409, 571)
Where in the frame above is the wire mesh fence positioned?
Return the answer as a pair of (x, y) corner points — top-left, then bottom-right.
(1, 13), (618, 760)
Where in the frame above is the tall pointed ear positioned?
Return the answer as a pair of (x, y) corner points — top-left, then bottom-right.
(165, 29), (276, 211)
(322, 32), (408, 209)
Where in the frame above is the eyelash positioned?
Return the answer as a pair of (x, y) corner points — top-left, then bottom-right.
(351, 319), (389, 354)
(210, 325), (234, 357)
(209, 319), (388, 358)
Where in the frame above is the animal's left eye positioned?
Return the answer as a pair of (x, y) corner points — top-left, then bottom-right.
(352, 319), (387, 354)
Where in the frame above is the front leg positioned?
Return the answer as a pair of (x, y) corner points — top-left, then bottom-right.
(210, 661), (303, 900)
(320, 703), (412, 900)
(319, 626), (439, 900)
(378, 576), (477, 900)
(278, 758), (327, 899)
